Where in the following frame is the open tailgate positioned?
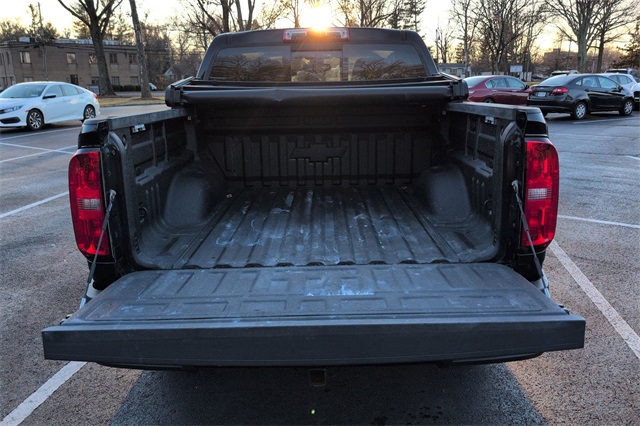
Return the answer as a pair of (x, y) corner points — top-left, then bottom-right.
(43, 264), (584, 368)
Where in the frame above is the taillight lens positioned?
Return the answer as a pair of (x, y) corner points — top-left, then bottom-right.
(551, 87), (568, 95)
(522, 141), (559, 248)
(68, 150), (110, 256)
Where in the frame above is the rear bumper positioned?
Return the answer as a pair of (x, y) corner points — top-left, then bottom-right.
(527, 98), (574, 113)
(42, 264), (585, 368)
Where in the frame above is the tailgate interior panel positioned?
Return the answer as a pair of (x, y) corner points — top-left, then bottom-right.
(43, 263), (585, 367)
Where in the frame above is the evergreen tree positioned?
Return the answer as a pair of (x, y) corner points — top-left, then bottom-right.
(615, 16), (640, 68)
(403, 0), (426, 32)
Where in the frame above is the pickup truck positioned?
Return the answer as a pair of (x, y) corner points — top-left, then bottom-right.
(42, 28), (584, 369)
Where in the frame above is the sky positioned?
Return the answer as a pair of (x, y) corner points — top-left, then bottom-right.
(2, 0), (455, 39)
(1, 0), (557, 50)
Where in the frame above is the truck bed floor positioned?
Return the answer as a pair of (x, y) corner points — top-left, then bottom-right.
(140, 187), (493, 269)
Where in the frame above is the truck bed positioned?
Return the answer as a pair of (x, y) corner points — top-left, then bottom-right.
(43, 28), (585, 368)
(138, 186), (493, 269)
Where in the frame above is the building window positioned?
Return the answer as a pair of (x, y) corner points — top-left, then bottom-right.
(89, 54), (97, 64)
(24, 76), (34, 82)
(131, 76), (139, 85)
(128, 54), (137, 64)
(20, 51), (31, 64)
(6, 52), (10, 64)
(66, 53), (76, 64)
(91, 76), (99, 85)
(111, 76), (120, 86)
(109, 53), (118, 64)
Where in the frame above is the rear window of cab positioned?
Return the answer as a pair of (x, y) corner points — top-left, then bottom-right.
(208, 43), (427, 83)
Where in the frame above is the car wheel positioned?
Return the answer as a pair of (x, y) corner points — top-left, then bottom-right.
(26, 109), (44, 131)
(82, 105), (96, 122)
(483, 98), (494, 103)
(619, 99), (634, 116)
(571, 101), (587, 120)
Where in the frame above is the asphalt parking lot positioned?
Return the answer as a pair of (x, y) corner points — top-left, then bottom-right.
(1, 107), (639, 425)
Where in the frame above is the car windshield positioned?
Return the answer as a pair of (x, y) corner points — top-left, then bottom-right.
(463, 76), (487, 87)
(209, 43), (427, 83)
(0, 84), (48, 99)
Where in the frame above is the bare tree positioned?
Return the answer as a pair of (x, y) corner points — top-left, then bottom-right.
(253, 0), (285, 29)
(176, 0), (223, 51)
(434, 18), (455, 63)
(475, 0), (544, 74)
(543, 0), (608, 72)
(57, 0), (123, 96)
(177, 0), (260, 52)
(235, 0), (257, 31)
(128, 0), (150, 98)
(335, 0), (404, 28)
(450, 0), (478, 76)
(593, 0), (640, 71)
(279, 0), (305, 28)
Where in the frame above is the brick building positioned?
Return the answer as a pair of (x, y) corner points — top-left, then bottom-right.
(0, 37), (141, 93)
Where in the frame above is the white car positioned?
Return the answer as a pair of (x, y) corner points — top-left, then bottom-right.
(600, 73), (640, 111)
(0, 81), (100, 131)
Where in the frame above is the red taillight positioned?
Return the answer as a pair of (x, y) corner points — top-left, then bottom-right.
(68, 150), (110, 257)
(551, 87), (568, 95)
(522, 141), (559, 248)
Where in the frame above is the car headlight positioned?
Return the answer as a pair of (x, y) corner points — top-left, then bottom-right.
(0, 105), (23, 114)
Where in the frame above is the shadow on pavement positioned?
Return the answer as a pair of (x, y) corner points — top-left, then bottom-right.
(111, 363), (544, 425)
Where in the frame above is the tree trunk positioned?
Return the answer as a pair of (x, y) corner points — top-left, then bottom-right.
(91, 24), (115, 96)
(577, 36), (588, 72)
(129, 0), (151, 99)
(235, 1), (245, 31)
(221, 0), (232, 33)
(596, 30), (605, 73)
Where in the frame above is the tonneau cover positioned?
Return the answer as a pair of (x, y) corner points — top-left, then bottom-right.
(43, 263), (585, 367)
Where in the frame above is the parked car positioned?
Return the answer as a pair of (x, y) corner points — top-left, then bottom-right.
(463, 75), (530, 105)
(600, 73), (640, 111)
(550, 69), (579, 76)
(0, 81), (100, 131)
(527, 74), (634, 119)
(605, 68), (639, 80)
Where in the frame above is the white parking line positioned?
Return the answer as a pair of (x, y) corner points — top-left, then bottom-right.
(0, 146), (76, 163)
(0, 127), (78, 141)
(0, 141), (76, 154)
(550, 241), (640, 361)
(0, 192), (68, 219)
(0, 362), (86, 426)
(558, 215), (640, 230)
